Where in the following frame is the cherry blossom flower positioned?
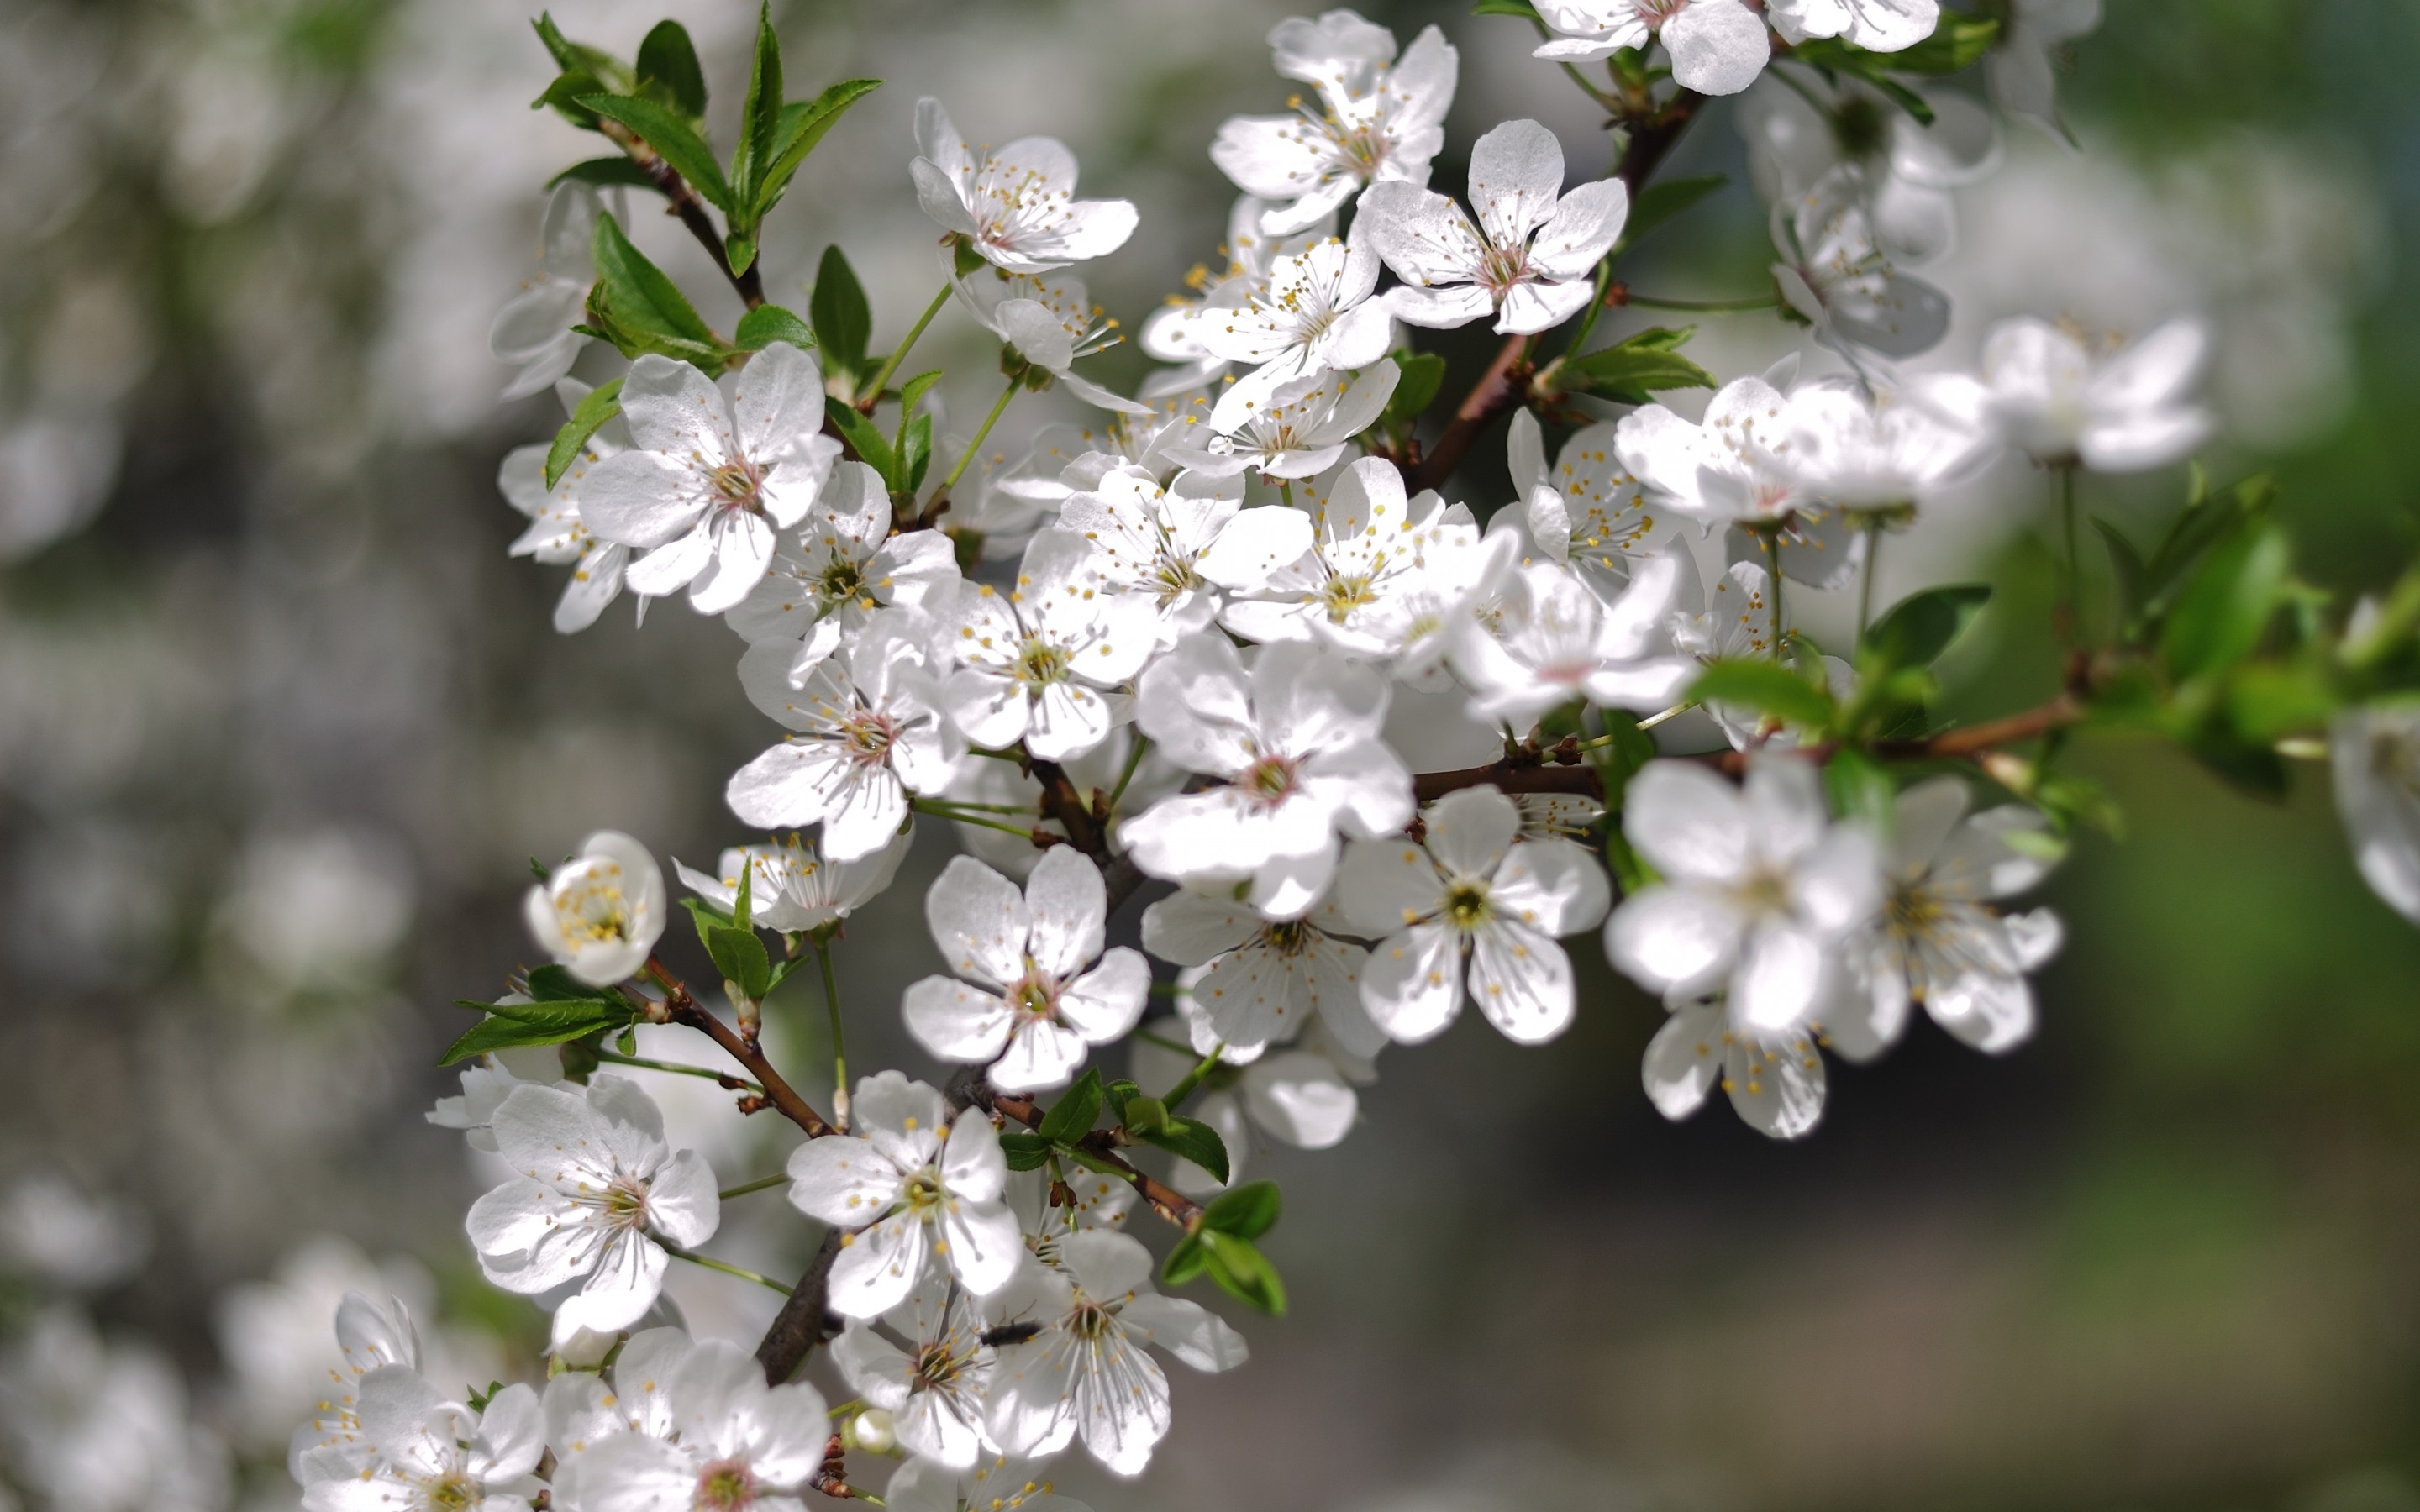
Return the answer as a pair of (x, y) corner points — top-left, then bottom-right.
(1770, 166), (1952, 361)
(902, 848), (1150, 1093)
(1832, 778), (2065, 1060)
(885, 1454), (1092, 1512)
(1192, 235), (1396, 430)
(1783, 378), (1997, 513)
(1504, 410), (1660, 597)
(723, 459), (962, 672)
(1668, 559), (1850, 749)
(1123, 633), (1414, 919)
(936, 726), (1183, 882)
(525, 830), (665, 987)
(496, 378), (630, 633)
(1162, 363), (1399, 480)
(2333, 702), (2420, 926)
(789, 1072), (1022, 1318)
(544, 1330), (828, 1512)
(427, 1048), (550, 1153)
(1140, 888), (1376, 1054)
(580, 344), (844, 615)
(1926, 316), (2212, 471)
(725, 606), (960, 862)
(1338, 785), (1610, 1044)
(831, 1278), (1000, 1467)
(1450, 552), (1694, 730)
(1058, 466), (1311, 643)
(674, 824), (914, 936)
(1739, 74), (1999, 267)
(1212, 13), (1458, 236)
(302, 1366), (540, 1512)
(1360, 118), (1628, 335)
(1604, 758), (1881, 1034)
(464, 1077), (719, 1348)
(1129, 1029), (1370, 1194)
(1640, 993), (1832, 1139)
(1532, 1), (1770, 96)
(488, 181), (598, 401)
(942, 529), (1157, 761)
(1989, 0), (2102, 139)
(1140, 196), (1333, 398)
(1766, 0), (1939, 52)
(984, 1229), (1246, 1475)
(1007, 1166), (1136, 1248)
(911, 97), (1139, 274)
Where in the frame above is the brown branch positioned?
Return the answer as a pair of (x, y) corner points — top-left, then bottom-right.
(1876, 695), (2084, 759)
(755, 1228), (844, 1385)
(596, 120), (766, 311)
(1027, 757), (1146, 913)
(647, 962), (834, 1138)
(977, 1084), (1205, 1231)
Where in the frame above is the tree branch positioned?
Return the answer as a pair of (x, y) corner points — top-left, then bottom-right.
(1028, 757), (1146, 912)
(754, 1228), (844, 1385)
(648, 963), (834, 1138)
(976, 1084), (1206, 1231)
(597, 120), (766, 310)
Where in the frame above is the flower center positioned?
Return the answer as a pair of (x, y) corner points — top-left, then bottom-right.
(1886, 884), (1944, 939)
(1240, 753), (1301, 806)
(1262, 918), (1310, 956)
(708, 458), (768, 514)
(2371, 726), (2420, 795)
(818, 556), (865, 605)
(1070, 1299), (1118, 1340)
(1444, 880), (1492, 931)
(839, 710), (897, 769)
(1477, 243), (1531, 297)
(1010, 971), (1061, 1023)
(1736, 868), (1792, 914)
(1014, 636), (1071, 688)
(695, 1458), (756, 1512)
(902, 1168), (947, 1213)
(1320, 573), (1375, 624)
(913, 1340), (964, 1390)
(427, 1473), (480, 1512)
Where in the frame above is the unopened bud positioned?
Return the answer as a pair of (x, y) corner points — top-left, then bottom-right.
(851, 1407), (896, 1454)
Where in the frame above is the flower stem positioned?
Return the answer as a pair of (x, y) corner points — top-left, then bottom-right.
(718, 1173), (789, 1200)
(1624, 292), (1781, 312)
(1107, 735), (1150, 809)
(863, 282), (955, 405)
(663, 1244), (793, 1295)
(1160, 1043), (1225, 1114)
(938, 375), (1022, 495)
(593, 1049), (762, 1095)
(1855, 521), (1882, 642)
(814, 935), (848, 1132)
(1638, 701), (1692, 731)
(909, 797), (1040, 841)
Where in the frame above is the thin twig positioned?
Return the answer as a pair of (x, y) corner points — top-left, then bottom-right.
(648, 960), (834, 1138)
(595, 120), (765, 310)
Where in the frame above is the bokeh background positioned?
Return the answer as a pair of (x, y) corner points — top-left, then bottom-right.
(2, 2), (2417, 1509)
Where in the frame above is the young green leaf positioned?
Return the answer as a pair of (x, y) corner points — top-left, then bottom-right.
(532, 14), (627, 82)
(1197, 1231), (1286, 1315)
(634, 19), (708, 119)
(1824, 748), (1897, 830)
(543, 377), (623, 491)
(548, 156), (659, 192)
(678, 894), (734, 952)
(1470, 0), (1544, 16)
(1201, 1179), (1281, 1240)
(2091, 517), (2149, 635)
(728, 4), (785, 218)
(1860, 583), (1991, 673)
(588, 213), (722, 365)
(525, 964), (618, 1003)
(1134, 1115), (1229, 1186)
(534, 72), (611, 131)
(999, 1131), (1052, 1172)
(901, 412), (934, 493)
(441, 998), (633, 1065)
(579, 95), (730, 207)
(1038, 1068), (1106, 1144)
(897, 370), (946, 413)
(734, 304), (816, 352)
(1881, 16), (2000, 73)
(1161, 1234), (1212, 1287)
(754, 80), (885, 218)
(705, 925), (772, 1003)
(1386, 350), (1447, 424)
(2142, 472), (2275, 625)
(824, 396), (895, 480)
(810, 246), (873, 375)
(2162, 525), (2289, 681)
(1687, 659), (1837, 731)
(1557, 328), (1717, 403)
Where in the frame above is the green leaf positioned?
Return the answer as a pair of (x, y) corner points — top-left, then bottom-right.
(901, 412), (934, 493)
(1121, 1095), (1171, 1137)
(1470, 0), (1544, 16)
(634, 19), (708, 119)
(897, 370), (946, 412)
(999, 1131), (1052, 1172)
(2183, 732), (2289, 798)
(588, 213), (722, 365)
(526, 964), (615, 1002)
(2228, 661), (2340, 739)
(1785, 38), (1944, 121)
(1386, 350), (1446, 423)
(534, 71), (611, 131)
(810, 245), (872, 375)
(735, 304), (815, 352)
(441, 997), (633, 1065)
(2091, 517), (2149, 636)
(1883, 16), (2001, 73)
(548, 156), (658, 192)
(1161, 1234), (1212, 1287)
(1687, 659), (1837, 731)
(731, 853), (754, 931)
(1620, 174), (1728, 250)
(1201, 1179), (1281, 1240)
(705, 925), (771, 1002)
(2143, 473), (2275, 627)
(824, 396), (894, 479)
(725, 234), (757, 276)
(532, 13), (627, 85)
(1558, 328), (1717, 404)
(2163, 526), (2290, 681)
(678, 894), (734, 952)
(616, 1026), (638, 1055)
(1824, 747), (1897, 829)
(579, 94), (730, 207)
(544, 377), (623, 491)
(1135, 1115), (1229, 1186)
(1038, 1068), (1105, 1144)
(754, 80), (885, 218)
(1197, 1231), (1286, 1315)
(1860, 583), (1991, 673)
(728, 4), (785, 219)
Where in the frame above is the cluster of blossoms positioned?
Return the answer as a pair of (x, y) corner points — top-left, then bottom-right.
(271, 3), (2420, 1507)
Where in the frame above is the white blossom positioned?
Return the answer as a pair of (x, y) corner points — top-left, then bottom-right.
(0, 1306), (229, 1512)
(301, 1366), (539, 1512)
(2333, 702), (2420, 927)
(937, 726), (1183, 881)
(830, 1278), (1001, 1467)
(1531, 1), (1770, 96)
(1782, 377), (1996, 512)
(1504, 409), (1660, 595)
(1211, 13), (1458, 236)
(1739, 74), (1999, 267)
(1450, 551), (1694, 730)
(463, 1077), (719, 1348)
(1361, 118), (1628, 335)
(788, 1072), (1023, 1318)
(496, 378), (630, 633)
(1604, 758), (1881, 1034)
(579, 344), (844, 615)
(545, 1329), (828, 1512)
(1140, 888), (1377, 1054)
(885, 1454), (1092, 1512)
(1770, 165), (1952, 361)
(1123, 633), (1415, 919)
(1161, 363), (1399, 480)
(1640, 993), (1832, 1139)
(1058, 466), (1311, 643)
(1926, 315), (2212, 471)
(524, 830), (666, 988)
(1140, 196), (1334, 398)
(1669, 560), (1849, 750)
(1617, 371), (1808, 530)
(1192, 235), (1396, 431)
(942, 529), (1157, 761)
(912, 97), (1139, 275)
(674, 825), (913, 937)
(488, 181), (598, 401)
(427, 1048), (548, 1152)
(902, 848), (1150, 1093)
(726, 606), (961, 862)
(723, 460), (963, 670)
(1339, 785), (1610, 1044)
(1833, 778), (2065, 1059)
(1765, 0), (1939, 52)
(1129, 1029), (1369, 1194)
(984, 1230), (1246, 1475)
(278, 1289), (419, 1481)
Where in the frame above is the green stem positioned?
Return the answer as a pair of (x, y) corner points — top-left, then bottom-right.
(1637, 701), (1691, 731)
(1624, 292), (1781, 312)
(1279, 479), (1296, 508)
(663, 1245), (792, 1296)
(1107, 735), (1150, 810)
(815, 936), (847, 1131)
(1855, 521), (1882, 642)
(1136, 1026), (1195, 1054)
(865, 282), (954, 402)
(718, 1173), (789, 1200)
(918, 798), (1037, 815)
(910, 796), (1039, 840)
(938, 375), (1021, 495)
(594, 1050), (761, 1094)
(1160, 1044), (1225, 1114)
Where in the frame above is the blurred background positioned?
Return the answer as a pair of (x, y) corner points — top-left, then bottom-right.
(1, 1), (2417, 1509)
